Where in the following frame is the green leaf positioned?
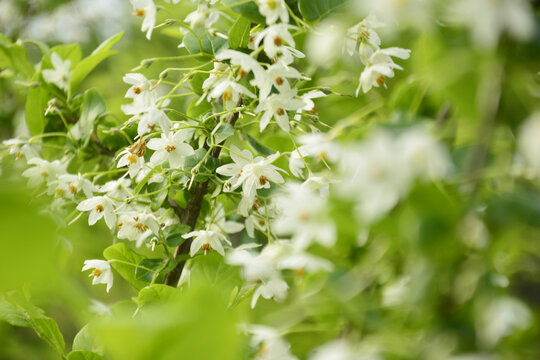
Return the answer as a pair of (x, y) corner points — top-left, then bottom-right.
(214, 123), (236, 144)
(169, 188), (189, 208)
(184, 148), (207, 170)
(103, 243), (148, 290)
(189, 72), (208, 95)
(135, 258), (166, 282)
(48, 44), (82, 67)
(298, 0), (348, 21)
(73, 324), (102, 353)
(70, 89), (106, 147)
(245, 133), (273, 156)
(184, 29), (227, 55)
(70, 32), (124, 93)
(0, 38), (34, 78)
(138, 284), (181, 308)
(187, 98), (213, 120)
(0, 291), (65, 355)
(228, 16), (251, 49)
(190, 253), (242, 297)
(67, 351), (105, 360)
(25, 85), (49, 136)
(164, 223), (191, 247)
(222, 0), (265, 24)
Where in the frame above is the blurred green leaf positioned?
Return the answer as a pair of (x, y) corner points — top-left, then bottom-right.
(103, 243), (148, 290)
(298, 0), (347, 21)
(138, 284), (181, 308)
(222, 0), (265, 24)
(214, 123), (236, 144)
(0, 38), (34, 78)
(25, 85), (49, 135)
(164, 223), (191, 247)
(184, 29), (228, 55)
(67, 351), (105, 360)
(48, 44), (82, 67)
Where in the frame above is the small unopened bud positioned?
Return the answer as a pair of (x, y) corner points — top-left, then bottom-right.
(129, 137), (147, 157)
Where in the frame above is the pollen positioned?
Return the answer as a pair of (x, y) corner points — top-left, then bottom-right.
(294, 267), (305, 277)
(273, 36), (284, 47)
(222, 88), (233, 101)
(127, 153), (138, 165)
(69, 184), (78, 194)
(309, 106), (317, 114)
(252, 199), (262, 211)
(165, 145), (176, 152)
(276, 107), (285, 116)
(258, 219), (265, 226)
(134, 222), (149, 232)
(55, 188), (65, 197)
(266, 0), (277, 10)
(129, 137), (146, 157)
(202, 243), (212, 252)
(15, 151), (23, 159)
(275, 77), (284, 86)
(258, 175), (269, 185)
(135, 8), (146, 17)
(376, 74), (386, 86)
(133, 86), (142, 94)
(91, 269), (103, 277)
(41, 171), (49, 178)
(238, 68), (248, 78)
(118, 221), (124, 229)
(236, 169), (243, 178)
(147, 124), (156, 130)
(95, 204), (104, 213)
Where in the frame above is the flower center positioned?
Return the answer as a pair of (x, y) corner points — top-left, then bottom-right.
(135, 8), (145, 17)
(252, 199), (261, 211)
(69, 184), (78, 194)
(258, 219), (265, 226)
(273, 36), (284, 47)
(133, 86), (142, 94)
(134, 222), (148, 232)
(129, 137), (146, 157)
(222, 88), (233, 101)
(15, 151), (23, 159)
(41, 171), (49, 178)
(258, 175), (269, 186)
(274, 76), (284, 86)
(95, 204), (104, 213)
(91, 269), (103, 277)
(165, 145), (176, 152)
(309, 106), (317, 114)
(266, 0), (277, 10)
(376, 74), (386, 86)
(55, 188), (65, 197)
(127, 153), (138, 165)
(276, 107), (285, 116)
(238, 68), (248, 78)
(202, 243), (212, 252)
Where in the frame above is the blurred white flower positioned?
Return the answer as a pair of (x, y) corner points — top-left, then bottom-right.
(22, 158), (66, 187)
(185, 4), (220, 29)
(207, 203), (244, 235)
(517, 112), (540, 178)
(255, 88), (305, 132)
(258, 0), (288, 25)
(43, 53), (72, 91)
(449, 0), (534, 50)
(358, 47), (411, 95)
(252, 277), (289, 308)
(310, 339), (381, 360)
(82, 260), (114, 293)
(117, 212), (160, 247)
(99, 178), (132, 201)
(247, 325), (298, 360)
(307, 20), (346, 67)
(208, 80), (256, 110)
(345, 15), (385, 58)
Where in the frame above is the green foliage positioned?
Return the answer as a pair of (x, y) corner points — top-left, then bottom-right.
(0, 35), (34, 79)
(70, 88), (106, 147)
(228, 16), (251, 49)
(298, 0), (348, 21)
(222, 0), (265, 24)
(25, 85), (49, 135)
(184, 29), (228, 55)
(103, 243), (148, 290)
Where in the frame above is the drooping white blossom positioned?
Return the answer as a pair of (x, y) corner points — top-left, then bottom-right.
(82, 260), (114, 293)
(77, 196), (117, 229)
(130, 0), (156, 40)
(183, 230), (231, 256)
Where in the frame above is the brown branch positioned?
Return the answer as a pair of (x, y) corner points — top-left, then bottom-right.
(164, 98), (242, 286)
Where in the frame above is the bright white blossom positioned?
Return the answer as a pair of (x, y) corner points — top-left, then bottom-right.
(82, 260), (114, 293)
(22, 158), (66, 187)
(130, 0), (156, 40)
(257, 0), (288, 25)
(77, 196), (117, 229)
(147, 130), (194, 168)
(183, 230), (231, 256)
(123, 73), (153, 98)
(254, 24), (304, 64)
(117, 212), (160, 247)
(255, 88), (305, 132)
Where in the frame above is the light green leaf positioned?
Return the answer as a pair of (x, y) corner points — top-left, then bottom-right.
(184, 29), (227, 55)
(228, 16), (251, 49)
(67, 351), (105, 360)
(138, 284), (181, 308)
(190, 252), (242, 297)
(70, 32), (124, 93)
(72, 324), (102, 353)
(214, 123), (236, 144)
(0, 38), (34, 78)
(0, 290), (65, 355)
(298, 0), (348, 21)
(103, 243), (148, 290)
(48, 44), (82, 67)
(25, 85), (49, 136)
(70, 89), (106, 147)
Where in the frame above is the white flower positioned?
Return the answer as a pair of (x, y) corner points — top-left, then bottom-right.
(358, 47), (411, 95)
(183, 230), (231, 256)
(227, 243), (279, 282)
(517, 112), (540, 178)
(77, 196), (116, 229)
(255, 88), (305, 132)
(215, 49), (267, 89)
(307, 20), (346, 67)
(2, 138), (39, 161)
(147, 130), (194, 168)
(208, 80), (256, 110)
(252, 277), (288, 308)
(217, 147), (285, 203)
(257, 0), (288, 25)
(288, 133), (338, 178)
(258, 61), (305, 100)
(117, 212), (160, 247)
(43, 52), (72, 91)
(254, 24), (304, 64)
(449, 0), (534, 49)
(273, 182), (336, 250)
(22, 158), (66, 187)
(185, 4), (220, 29)
(310, 340), (380, 360)
(207, 203), (244, 235)
(247, 325), (298, 360)
(99, 178), (132, 201)
(123, 73), (153, 98)
(293, 90), (326, 121)
(345, 15), (385, 58)
(130, 0), (156, 40)
(122, 92), (172, 137)
(201, 62), (230, 94)
(82, 260), (114, 293)
(49, 173), (96, 201)
(117, 148), (146, 178)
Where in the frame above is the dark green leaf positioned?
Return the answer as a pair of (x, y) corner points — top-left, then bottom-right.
(298, 0), (348, 21)
(228, 16), (251, 49)
(222, 0), (265, 24)
(245, 132), (273, 156)
(164, 223), (191, 247)
(184, 29), (227, 55)
(135, 258), (167, 282)
(214, 123), (236, 144)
